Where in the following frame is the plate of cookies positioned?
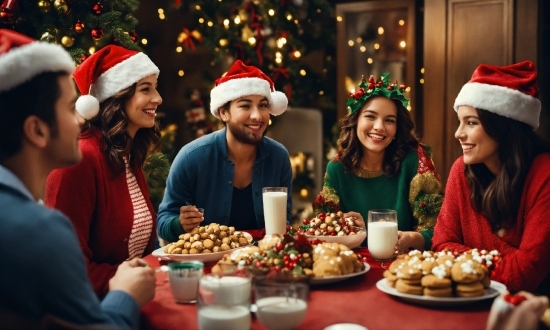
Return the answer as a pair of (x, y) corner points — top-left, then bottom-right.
(152, 223), (254, 263)
(376, 249), (506, 306)
(310, 262), (370, 285)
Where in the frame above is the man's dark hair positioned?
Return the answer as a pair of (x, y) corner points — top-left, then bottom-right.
(0, 71), (66, 162)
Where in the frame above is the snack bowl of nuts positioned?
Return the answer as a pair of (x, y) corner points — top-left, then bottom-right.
(152, 223), (254, 263)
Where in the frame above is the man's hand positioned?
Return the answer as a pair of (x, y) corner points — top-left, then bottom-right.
(179, 205), (204, 233)
(109, 258), (156, 308)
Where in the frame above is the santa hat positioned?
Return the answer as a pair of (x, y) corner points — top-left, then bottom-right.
(210, 60), (288, 119)
(0, 29), (74, 92)
(454, 60), (541, 129)
(73, 44), (159, 119)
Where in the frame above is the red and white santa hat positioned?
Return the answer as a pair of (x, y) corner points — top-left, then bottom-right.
(210, 60), (288, 119)
(73, 44), (159, 119)
(0, 29), (74, 92)
(454, 60), (541, 129)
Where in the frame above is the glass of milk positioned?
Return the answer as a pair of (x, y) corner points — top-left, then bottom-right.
(168, 261), (203, 303)
(262, 187), (288, 235)
(197, 269), (252, 330)
(254, 280), (308, 330)
(367, 209), (398, 261)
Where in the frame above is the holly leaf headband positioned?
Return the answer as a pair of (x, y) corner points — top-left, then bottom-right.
(346, 73), (410, 114)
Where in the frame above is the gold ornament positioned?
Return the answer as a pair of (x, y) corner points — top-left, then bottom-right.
(53, 0), (69, 15)
(241, 26), (254, 42)
(40, 32), (54, 42)
(38, 0), (51, 13)
(61, 36), (74, 47)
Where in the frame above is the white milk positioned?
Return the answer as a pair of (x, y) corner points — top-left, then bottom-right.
(198, 305), (251, 330)
(256, 297), (307, 330)
(262, 191), (287, 235)
(199, 276), (251, 305)
(169, 276), (199, 303)
(367, 221), (398, 260)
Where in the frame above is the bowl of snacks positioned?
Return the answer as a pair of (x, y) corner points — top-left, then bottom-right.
(296, 212), (367, 249)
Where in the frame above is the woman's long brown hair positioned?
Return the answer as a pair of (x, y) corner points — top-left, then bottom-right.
(81, 83), (161, 174)
(465, 108), (550, 231)
(337, 96), (419, 176)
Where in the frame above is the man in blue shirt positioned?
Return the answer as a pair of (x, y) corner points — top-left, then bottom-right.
(158, 60), (292, 242)
(0, 29), (155, 328)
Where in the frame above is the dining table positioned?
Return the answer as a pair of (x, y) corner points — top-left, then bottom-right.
(140, 236), (494, 330)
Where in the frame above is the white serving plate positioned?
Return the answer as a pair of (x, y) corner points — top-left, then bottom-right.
(376, 278), (506, 307)
(305, 228), (367, 249)
(310, 263), (370, 285)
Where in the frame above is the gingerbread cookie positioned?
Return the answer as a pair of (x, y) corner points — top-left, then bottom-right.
(451, 259), (484, 283)
(455, 281), (485, 297)
(395, 279), (423, 295)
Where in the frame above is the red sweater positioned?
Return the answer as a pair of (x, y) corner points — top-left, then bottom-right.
(45, 131), (156, 297)
(432, 154), (550, 294)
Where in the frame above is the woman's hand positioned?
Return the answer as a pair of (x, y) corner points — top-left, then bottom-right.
(394, 231), (425, 254)
(486, 291), (548, 330)
(343, 211), (365, 229)
(179, 205), (203, 233)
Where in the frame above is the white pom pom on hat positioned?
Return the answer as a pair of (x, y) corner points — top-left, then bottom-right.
(209, 60), (288, 119)
(73, 45), (159, 119)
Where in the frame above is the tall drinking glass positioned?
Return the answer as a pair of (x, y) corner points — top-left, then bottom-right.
(262, 187), (287, 235)
(367, 209), (398, 261)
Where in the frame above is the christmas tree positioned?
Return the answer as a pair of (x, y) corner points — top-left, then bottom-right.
(169, 0), (336, 111)
(0, 0), (141, 63)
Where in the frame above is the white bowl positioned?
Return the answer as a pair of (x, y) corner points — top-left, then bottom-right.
(305, 228), (366, 249)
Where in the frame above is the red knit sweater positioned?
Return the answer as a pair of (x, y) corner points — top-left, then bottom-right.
(45, 130), (156, 297)
(432, 154), (550, 294)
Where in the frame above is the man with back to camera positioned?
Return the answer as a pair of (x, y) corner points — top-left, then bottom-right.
(0, 29), (155, 328)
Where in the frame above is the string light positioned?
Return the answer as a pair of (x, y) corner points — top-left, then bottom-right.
(374, 43), (380, 50)
(199, 18), (205, 23)
(195, 5), (201, 10)
(223, 19), (230, 28)
(158, 8), (164, 14)
(159, 13), (165, 20)
(300, 188), (308, 198)
(219, 39), (228, 46)
(286, 14), (292, 20)
(400, 41), (406, 48)
(348, 40), (354, 46)
(268, 9), (275, 16)
(319, 90), (324, 95)
(248, 37), (256, 45)
(277, 38), (287, 48)
(420, 68), (425, 74)
(234, 16), (241, 24)
(378, 27), (384, 35)
(207, 21), (213, 27)
(88, 46), (96, 54)
(367, 58), (373, 64)
(356, 37), (362, 43)
(420, 78), (425, 84)
(178, 70), (185, 76)
(359, 46), (366, 52)
(336, 16), (343, 22)
(293, 50), (301, 58)
(176, 46), (182, 52)
(405, 87), (411, 92)
(141, 38), (148, 45)
(399, 20), (405, 26)
(300, 69), (306, 76)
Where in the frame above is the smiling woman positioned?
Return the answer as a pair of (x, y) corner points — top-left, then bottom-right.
(44, 45), (163, 297)
(313, 72), (443, 253)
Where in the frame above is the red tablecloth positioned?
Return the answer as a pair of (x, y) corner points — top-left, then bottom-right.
(140, 248), (491, 330)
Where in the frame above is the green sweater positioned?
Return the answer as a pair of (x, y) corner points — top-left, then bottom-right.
(315, 147), (443, 250)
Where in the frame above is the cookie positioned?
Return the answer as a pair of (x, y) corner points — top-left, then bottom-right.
(421, 274), (452, 288)
(421, 257), (439, 275)
(396, 265), (423, 282)
(451, 259), (484, 283)
(423, 286), (453, 297)
(455, 281), (485, 297)
(395, 279), (423, 295)
(383, 270), (398, 287)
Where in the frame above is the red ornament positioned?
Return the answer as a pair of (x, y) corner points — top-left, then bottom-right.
(91, 27), (104, 40)
(368, 75), (375, 83)
(74, 21), (85, 33)
(0, 0), (19, 24)
(91, 2), (103, 15)
(387, 85), (394, 91)
(130, 31), (138, 42)
(79, 54), (88, 63)
(399, 84), (406, 90)
(368, 83), (375, 89)
(361, 76), (366, 82)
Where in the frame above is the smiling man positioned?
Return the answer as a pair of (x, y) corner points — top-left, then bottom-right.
(157, 60), (292, 242)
